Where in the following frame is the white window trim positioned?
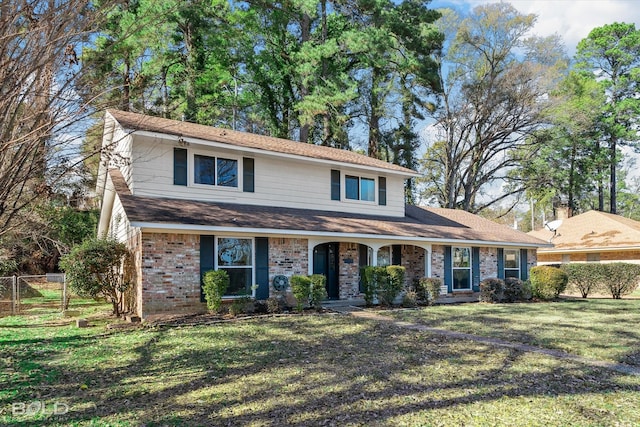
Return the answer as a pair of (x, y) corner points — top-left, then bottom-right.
(190, 149), (241, 190)
(214, 236), (255, 298)
(344, 174), (377, 204)
(452, 246), (472, 291)
(504, 249), (520, 279)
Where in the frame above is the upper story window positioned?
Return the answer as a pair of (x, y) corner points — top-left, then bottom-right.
(504, 249), (520, 279)
(194, 154), (237, 187)
(345, 175), (375, 201)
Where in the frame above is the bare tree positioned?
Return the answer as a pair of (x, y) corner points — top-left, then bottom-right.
(0, 0), (110, 237)
(418, 3), (568, 213)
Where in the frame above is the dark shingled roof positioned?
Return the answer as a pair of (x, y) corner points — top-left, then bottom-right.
(112, 184), (547, 246)
(106, 109), (417, 175)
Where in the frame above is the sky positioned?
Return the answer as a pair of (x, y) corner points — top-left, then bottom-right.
(430, 0), (640, 56)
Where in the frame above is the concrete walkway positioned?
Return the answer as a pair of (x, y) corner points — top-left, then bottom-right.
(327, 305), (640, 377)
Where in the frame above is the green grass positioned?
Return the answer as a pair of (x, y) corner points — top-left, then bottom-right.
(388, 298), (640, 366)
(1, 303), (639, 426)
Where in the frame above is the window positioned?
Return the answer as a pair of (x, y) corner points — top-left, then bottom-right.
(377, 246), (391, 267)
(194, 154), (237, 187)
(504, 249), (520, 279)
(345, 175), (375, 201)
(587, 253), (600, 263)
(216, 237), (253, 296)
(452, 247), (471, 290)
(562, 254), (571, 264)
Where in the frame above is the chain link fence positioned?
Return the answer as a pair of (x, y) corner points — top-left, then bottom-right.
(0, 274), (68, 316)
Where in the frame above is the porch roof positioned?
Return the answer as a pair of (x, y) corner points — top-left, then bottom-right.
(115, 189), (548, 248)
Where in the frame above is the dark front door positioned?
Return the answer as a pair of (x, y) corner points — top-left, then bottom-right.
(313, 242), (339, 299)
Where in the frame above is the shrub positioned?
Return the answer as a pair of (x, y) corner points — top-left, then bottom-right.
(479, 278), (504, 303)
(309, 274), (327, 311)
(521, 280), (533, 301)
(417, 277), (442, 305)
(202, 270), (229, 313)
(60, 238), (133, 316)
(379, 266), (405, 307)
(561, 263), (606, 298)
(529, 266), (568, 300)
(361, 266), (377, 306)
(0, 257), (17, 276)
(290, 275), (311, 312)
(266, 296), (282, 314)
(401, 290), (418, 307)
(229, 296), (253, 316)
(503, 277), (525, 302)
(600, 263), (640, 299)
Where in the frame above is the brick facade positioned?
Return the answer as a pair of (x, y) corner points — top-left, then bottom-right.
(140, 233), (203, 317)
(538, 249), (639, 264)
(401, 245), (427, 287)
(338, 242), (361, 299)
(268, 238), (309, 304)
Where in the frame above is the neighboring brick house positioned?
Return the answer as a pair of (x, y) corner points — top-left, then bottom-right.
(97, 110), (548, 319)
(528, 210), (640, 265)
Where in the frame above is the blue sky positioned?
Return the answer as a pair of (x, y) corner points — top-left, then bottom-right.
(429, 0), (640, 56)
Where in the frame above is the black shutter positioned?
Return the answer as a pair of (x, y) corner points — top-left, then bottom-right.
(243, 157), (255, 192)
(174, 148), (187, 186)
(444, 246), (452, 293)
(472, 247), (480, 291)
(358, 244), (369, 293)
(200, 235), (215, 302)
(255, 237), (269, 299)
(378, 177), (387, 206)
(497, 248), (505, 279)
(520, 249), (529, 280)
(331, 170), (340, 200)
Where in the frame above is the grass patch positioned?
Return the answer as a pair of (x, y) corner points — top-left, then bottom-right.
(388, 298), (640, 366)
(0, 307), (639, 426)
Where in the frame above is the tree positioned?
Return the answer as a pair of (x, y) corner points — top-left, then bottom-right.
(0, 0), (110, 238)
(517, 72), (606, 216)
(60, 238), (134, 316)
(575, 22), (640, 214)
(418, 3), (568, 213)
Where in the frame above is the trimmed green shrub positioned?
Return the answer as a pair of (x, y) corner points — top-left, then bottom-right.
(561, 263), (606, 298)
(290, 274), (311, 312)
(503, 277), (526, 302)
(202, 270), (229, 313)
(479, 278), (504, 303)
(379, 266), (405, 307)
(529, 266), (568, 300)
(60, 238), (133, 316)
(417, 277), (442, 305)
(361, 266), (377, 306)
(309, 274), (327, 310)
(601, 263), (640, 299)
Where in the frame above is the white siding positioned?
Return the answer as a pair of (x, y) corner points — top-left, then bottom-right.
(129, 135), (407, 217)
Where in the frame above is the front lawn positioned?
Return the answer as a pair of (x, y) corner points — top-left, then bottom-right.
(1, 302), (640, 426)
(388, 297), (640, 366)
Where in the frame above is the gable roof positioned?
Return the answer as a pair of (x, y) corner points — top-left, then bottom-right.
(105, 109), (417, 176)
(527, 210), (640, 252)
(108, 170), (547, 247)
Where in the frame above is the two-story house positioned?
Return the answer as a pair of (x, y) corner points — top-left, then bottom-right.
(97, 110), (548, 319)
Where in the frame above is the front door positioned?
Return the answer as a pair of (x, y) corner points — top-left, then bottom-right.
(313, 243), (339, 299)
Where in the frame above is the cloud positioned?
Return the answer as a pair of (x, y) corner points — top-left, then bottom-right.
(433, 0), (640, 55)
